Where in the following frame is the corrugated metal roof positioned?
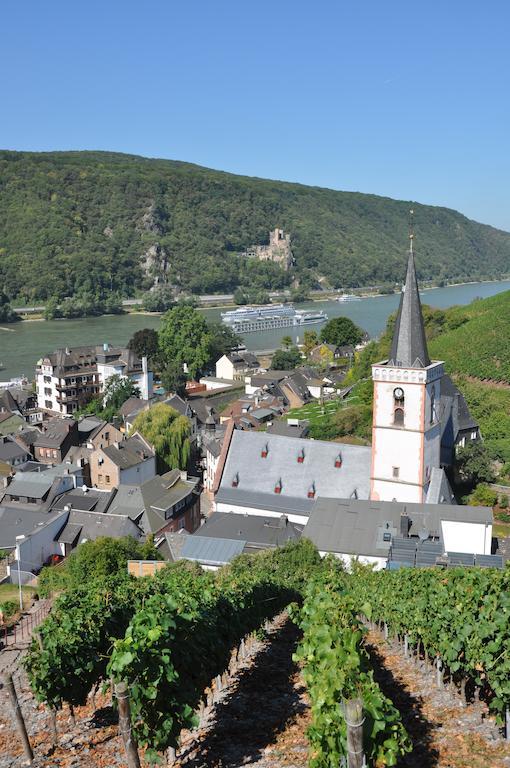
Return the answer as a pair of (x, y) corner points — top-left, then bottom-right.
(181, 536), (245, 566)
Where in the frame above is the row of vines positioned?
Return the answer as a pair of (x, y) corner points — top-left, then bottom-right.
(349, 565), (510, 722)
(24, 541), (318, 762)
(291, 565), (411, 768)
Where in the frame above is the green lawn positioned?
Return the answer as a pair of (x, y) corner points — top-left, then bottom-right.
(0, 583), (36, 610)
(287, 395), (359, 426)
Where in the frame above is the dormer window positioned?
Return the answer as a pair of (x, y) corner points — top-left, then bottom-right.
(232, 472), (239, 488)
(335, 453), (342, 468)
(297, 448), (305, 464)
(274, 478), (282, 494)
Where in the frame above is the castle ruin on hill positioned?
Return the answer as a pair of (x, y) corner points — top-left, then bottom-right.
(243, 228), (293, 270)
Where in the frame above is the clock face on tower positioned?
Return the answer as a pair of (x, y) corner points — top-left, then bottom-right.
(393, 387), (404, 400)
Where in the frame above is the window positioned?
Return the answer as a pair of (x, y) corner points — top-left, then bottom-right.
(392, 466), (400, 479)
(393, 408), (404, 426)
(105, 475), (110, 484)
(52, 450), (58, 459)
(430, 387), (435, 424)
(98, 474), (103, 483)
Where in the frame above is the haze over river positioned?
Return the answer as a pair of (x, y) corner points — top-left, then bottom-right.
(1, 279), (510, 381)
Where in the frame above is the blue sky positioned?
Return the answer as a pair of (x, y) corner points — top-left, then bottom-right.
(1, 1), (509, 230)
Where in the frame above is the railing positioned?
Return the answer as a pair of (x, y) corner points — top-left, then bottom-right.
(0, 600), (52, 650)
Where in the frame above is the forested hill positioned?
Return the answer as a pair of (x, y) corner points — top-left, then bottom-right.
(1, 149), (510, 302)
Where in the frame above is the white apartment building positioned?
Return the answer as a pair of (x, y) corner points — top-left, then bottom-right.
(36, 343), (152, 415)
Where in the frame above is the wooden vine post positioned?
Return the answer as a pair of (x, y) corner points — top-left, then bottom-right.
(345, 698), (365, 768)
(115, 681), (141, 768)
(3, 673), (34, 765)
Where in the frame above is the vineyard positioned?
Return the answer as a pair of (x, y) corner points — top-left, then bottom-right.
(2, 541), (510, 767)
(428, 289), (510, 384)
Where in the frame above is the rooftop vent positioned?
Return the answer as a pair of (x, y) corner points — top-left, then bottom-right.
(261, 443), (268, 458)
(335, 453), (342, 468)
(307, 482), (316, 499)
(231, 472), (239, 488)
(297, 448), (305, 464)
(274, 478), (282, 494)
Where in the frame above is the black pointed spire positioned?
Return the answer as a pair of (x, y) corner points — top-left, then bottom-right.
(388, 217), (430, 368)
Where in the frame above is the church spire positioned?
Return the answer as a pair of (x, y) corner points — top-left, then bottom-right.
(388, 211), (430, 368)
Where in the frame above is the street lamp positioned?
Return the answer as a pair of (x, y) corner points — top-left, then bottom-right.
(15, 535), (25, 612)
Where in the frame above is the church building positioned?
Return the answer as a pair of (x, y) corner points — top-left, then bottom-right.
(370, 234), (448, 504)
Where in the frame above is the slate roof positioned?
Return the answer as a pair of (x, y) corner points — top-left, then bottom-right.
(216, 430), (371, 516)
(141, 470), (199, 534)
(304, 497), (492, 559)
(102, 434), (154, 469)
(1, 471), (54, 500)
(158, 531), (189, 561)
(388, 249), (431, 368)
(55, 509), (143, 545)
(118, 397), (147, 419)
(51, 487), (114, 515)
(34, 418), (76, 448)
(267, 420), (310, 438)
(106, 484), (145, 520)
(425, 467), (456, 505)
(194, 511), (303, 552)
(0, 507), (61, 549)
(180, 536), (245, 566)
(0, 437), (28, 462)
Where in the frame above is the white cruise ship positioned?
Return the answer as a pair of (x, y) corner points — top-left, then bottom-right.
(221, 304), (327, 333)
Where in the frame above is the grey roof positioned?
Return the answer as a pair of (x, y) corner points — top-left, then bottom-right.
(0, 437), (28, 462)
(388, 249), (430, 368)
(304, 497), (492, 559)
(102, 434), (154, 469)
(216, 430), (371, 516)
(158, 531), (189, 561)
(3, 471), (55, 499)
(57, 522), (83, 545)
(280, 373), (311, 402)
(440, 374), (478, 433)
(425, 467), (456, 505)
(61, 509), (143, 544)
(34, 418), (76, 448)
(163, 395), (193, 419)
(180, 535), (245, 566)
(250, 408), (275, 421)
(0, 507), (62, 549)
(107, 484), (145, 520)
(194, 511), (303, 551)
(267, 420), (310, 438)
(77, 416), (105, 435)
(141, 470), (199, 534)
(119, 397), (147, 419)
(51, 488), (114, 515)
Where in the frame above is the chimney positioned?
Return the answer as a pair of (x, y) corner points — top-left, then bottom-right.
(400, 511), (410, 538)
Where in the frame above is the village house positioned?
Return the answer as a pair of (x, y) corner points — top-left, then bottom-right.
(139, 469), (201, 537)
(0, 435), (31, 468)
(33, 417), (79, 464)
(90, 432), (156, 490)
(215, 351), (260, 381)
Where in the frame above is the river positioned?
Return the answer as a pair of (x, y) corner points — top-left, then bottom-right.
(1, 279), (510, 381)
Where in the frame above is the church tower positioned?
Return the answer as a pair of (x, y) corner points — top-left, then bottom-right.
(370, 223), (444, 503)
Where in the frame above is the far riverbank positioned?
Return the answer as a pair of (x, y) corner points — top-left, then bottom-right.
(2, 279), (510, 382)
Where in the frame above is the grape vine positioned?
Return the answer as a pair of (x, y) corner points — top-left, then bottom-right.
(291, 565), (411, 768)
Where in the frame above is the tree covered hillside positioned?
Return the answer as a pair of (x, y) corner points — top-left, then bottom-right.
(1, 150), (510, 301)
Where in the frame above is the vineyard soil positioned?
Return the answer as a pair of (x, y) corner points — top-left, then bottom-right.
(2, 614), (510, 767)
(366, 627), (510, 768)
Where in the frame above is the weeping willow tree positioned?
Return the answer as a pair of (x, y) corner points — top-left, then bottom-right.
(130, 404), (191, 471)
